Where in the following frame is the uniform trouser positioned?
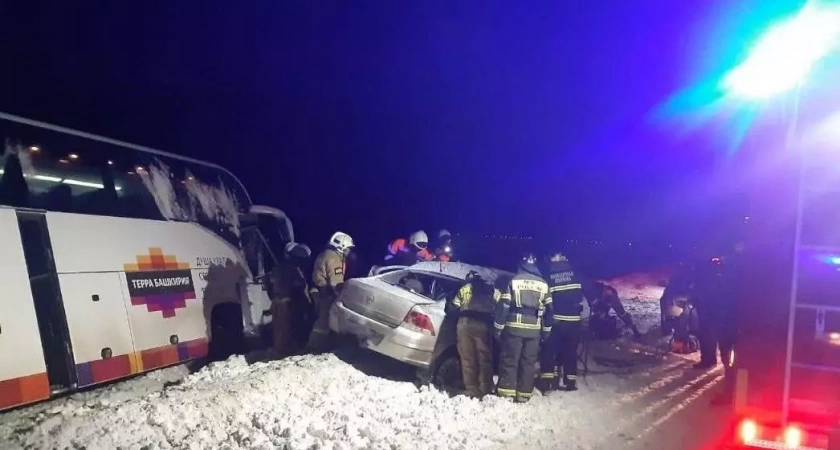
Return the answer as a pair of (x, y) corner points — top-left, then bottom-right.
(456, 317), (494, 398)
(718, 321), (737, 369)
(539, 320), (581, 387)
(289, 296), (315, 349)
(272, 298), (291, 356)
(696, 308), (718, 365)
(497, 331), (540, 402)
(307, 289), (335, 351)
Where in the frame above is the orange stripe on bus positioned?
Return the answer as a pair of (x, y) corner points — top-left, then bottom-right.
(0, 372), (49, 410)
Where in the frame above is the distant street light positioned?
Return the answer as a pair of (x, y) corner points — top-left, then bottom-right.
(722, 3), (840, 100)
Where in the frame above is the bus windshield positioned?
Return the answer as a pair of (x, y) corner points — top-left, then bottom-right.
(0, 113), (251, 245)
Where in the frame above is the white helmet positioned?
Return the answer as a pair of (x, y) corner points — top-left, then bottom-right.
(409, 230), (429, 249)
(438, 229), (451, 239)
(328, 232), (354, 254)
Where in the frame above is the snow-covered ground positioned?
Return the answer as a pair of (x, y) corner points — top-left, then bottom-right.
(0, 270), (732, 450)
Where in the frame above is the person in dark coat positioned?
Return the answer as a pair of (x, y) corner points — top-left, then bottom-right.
(270, 243), (313, 357)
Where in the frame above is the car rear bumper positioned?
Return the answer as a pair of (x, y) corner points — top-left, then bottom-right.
(330, 301), (434, 368)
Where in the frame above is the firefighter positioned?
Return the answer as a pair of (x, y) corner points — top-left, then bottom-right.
(536, 252), (584, 392)
(495, 252), (551, 403)
(384, 230), (433, 265)
(434, 229), (455, 262)
(452, 271), (499, 398)
(307, 231), (354, 352)
(587, 281), (642, 339)
(270, 242), (313, 357)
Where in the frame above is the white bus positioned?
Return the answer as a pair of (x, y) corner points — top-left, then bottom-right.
(0, 112), (293, 411)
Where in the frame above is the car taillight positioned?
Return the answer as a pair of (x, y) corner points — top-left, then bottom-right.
(784, 426), (802, 448)
(740, 419), (758, 443)
(403, 308), (436, 336)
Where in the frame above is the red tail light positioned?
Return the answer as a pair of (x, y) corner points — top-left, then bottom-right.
(403, 309), (436, 336)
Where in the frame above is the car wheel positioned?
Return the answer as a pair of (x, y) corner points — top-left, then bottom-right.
(432, 351), (464, 395)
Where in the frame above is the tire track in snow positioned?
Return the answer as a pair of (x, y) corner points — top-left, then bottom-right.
(597, 366), (723, 446)
(618, 359), (694, 404)
(634, 367), (721, 416)
(634, 373), (725, 440)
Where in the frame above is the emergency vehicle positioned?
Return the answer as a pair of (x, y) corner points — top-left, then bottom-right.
(0, 112), (292, 411)
(729, 81), (840, 447)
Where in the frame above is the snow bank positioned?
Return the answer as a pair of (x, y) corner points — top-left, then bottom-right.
(1, 355), (627, 450)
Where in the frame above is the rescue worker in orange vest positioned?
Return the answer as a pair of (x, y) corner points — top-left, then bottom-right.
(384, 230), (433, 265)
(270, 242), (313, 357)
(434, 229), (456, 262)
(495, 252), (551, 403)
(452, 271), (499, 398)
(307, 231), (354, 352)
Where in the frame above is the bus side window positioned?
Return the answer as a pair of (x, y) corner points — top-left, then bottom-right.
(111, 157), (165, 221)
(22, 137), (107, 214)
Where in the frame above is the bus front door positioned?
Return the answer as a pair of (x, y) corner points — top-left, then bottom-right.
(16, 211), (76, 393)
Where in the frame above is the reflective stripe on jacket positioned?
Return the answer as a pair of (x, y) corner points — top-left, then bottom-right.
(547, 260), (584, 321)
(495, 268), (552, 337)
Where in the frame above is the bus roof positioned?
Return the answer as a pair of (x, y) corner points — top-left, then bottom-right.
(0, 111), (252, 204)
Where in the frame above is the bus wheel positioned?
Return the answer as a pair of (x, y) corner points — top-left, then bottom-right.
(209, 303), (244, 361)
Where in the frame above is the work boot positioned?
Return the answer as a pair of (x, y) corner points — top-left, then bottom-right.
(564, 381), (578, 392)
(514, 395), (531, 403)
(535, 377), (554, 394)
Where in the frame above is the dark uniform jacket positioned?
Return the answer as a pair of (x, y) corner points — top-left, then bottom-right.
(494, 264), (552, 338)
(546, 260), (584, 322)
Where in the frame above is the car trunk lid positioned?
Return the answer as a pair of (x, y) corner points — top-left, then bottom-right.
(339, 277), (435, 328)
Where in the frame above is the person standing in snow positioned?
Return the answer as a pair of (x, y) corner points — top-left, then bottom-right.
(452, 271), (499, 399)
(495, 252), (551, 403)
(692, 241), (744, 370)
(384, 230), (433, 265)
(307, 232), (354, 352)
(585, 281), (642, 339)
(536, 252), (584, 393)
(433, 229), (456, 262)
(270, 242), (313, 357)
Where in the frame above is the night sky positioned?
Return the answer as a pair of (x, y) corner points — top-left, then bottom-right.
(1, 1), (770, 251)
